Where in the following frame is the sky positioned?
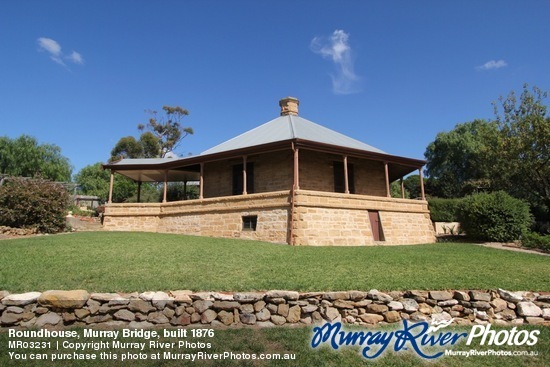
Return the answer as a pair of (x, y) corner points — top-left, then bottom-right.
(1, 0), (549, 177)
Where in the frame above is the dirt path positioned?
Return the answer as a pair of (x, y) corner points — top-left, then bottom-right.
(479, 242), (549, 256)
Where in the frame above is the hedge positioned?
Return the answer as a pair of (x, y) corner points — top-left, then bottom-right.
(428, 198), (463, 222)
(458, 191), (533, 242)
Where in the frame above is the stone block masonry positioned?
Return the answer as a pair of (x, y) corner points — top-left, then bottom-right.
(104, 191), (291, 244)
(1, 289), (548, 329)
(292, 190), (435, 245)
(103, 189), (435, 246)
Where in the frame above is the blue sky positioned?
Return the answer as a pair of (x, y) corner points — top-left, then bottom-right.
(2, 0), (549, 176)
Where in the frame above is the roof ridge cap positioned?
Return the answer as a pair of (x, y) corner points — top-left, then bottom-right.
(288, 115), (297, 139)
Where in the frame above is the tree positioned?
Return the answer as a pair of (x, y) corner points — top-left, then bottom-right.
(390, 181), (408, 199)
(110, 136), (144, 160)
(390, 175), (431, 199)
(491, 84), (550, 218)
(74, 163), (135, 203)
(0, 135), (72, 182)
(140, 105), (193, 157)
(402, 175), (430, 199)
(424, 120), (498, 198)
(75, 162), (158, 203)
(424, 84), (549, 225)
(111, 105), (193, 161)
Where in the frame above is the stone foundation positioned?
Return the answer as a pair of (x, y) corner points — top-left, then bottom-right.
(291, 191), (435, 246)
(103, 190), (435, 246)
(104, 191), (291, 244)
(1, 289), (548, 330)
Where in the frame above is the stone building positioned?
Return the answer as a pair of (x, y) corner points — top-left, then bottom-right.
(102, 97), (435, 246)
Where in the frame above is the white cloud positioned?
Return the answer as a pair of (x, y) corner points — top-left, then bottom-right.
(311, 30), (361, 94)
(37, 37), (64, 64)
(37, 37), (61, 56)
(476, 59), (507, 71)
(37, 37), (84, 66)
(67, 51), (84, 65)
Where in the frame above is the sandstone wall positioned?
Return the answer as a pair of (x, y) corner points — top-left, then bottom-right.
(291, 190), (435, 246)
(105, 192), (291, 244)
(203, 151), (294, 198)
(202, 150), (391, 199)
(102, 204), (161, 232)
(1, 289), (548, 329)
(103, 190), (435, 246)
(298, 151), (387, 196)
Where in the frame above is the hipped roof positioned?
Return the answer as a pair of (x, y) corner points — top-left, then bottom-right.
(104, 107), (425, 182)
(201, 114), (387, 155)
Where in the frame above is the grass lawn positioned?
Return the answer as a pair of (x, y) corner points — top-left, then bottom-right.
(1, 232), (549, 367)
(0, 231), (548, 292)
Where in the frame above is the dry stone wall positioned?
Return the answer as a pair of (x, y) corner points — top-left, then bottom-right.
(1, 289), (549, 330)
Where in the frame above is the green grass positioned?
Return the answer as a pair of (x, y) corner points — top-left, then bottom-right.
(1, 325), (548, 367)
(1, 232), (548, 292)
(1, 232), (549, 367)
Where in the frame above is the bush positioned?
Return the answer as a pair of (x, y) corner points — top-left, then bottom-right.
(522, 232), (550, 252)
(458, 191), (533, 242)
(0, 177), (69, 233)
(67, 205), (94, 217)
(428, 198), (463, 222)
(164, 182), (199, 202)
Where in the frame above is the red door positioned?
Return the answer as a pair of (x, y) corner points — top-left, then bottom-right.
(369, 211), (383, 241)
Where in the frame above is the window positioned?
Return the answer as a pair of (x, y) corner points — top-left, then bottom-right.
(232, 163), (254, 195)
(333, 161), (355, 193)
(242, 215), (258, 231)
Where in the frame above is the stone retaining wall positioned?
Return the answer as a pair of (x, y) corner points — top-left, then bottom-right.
(1, 289), (548, 329)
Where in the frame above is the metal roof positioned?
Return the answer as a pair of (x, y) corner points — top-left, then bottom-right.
(108, 158), (177, 166)
(201, 115), (387, 155)
(104, 106), (424, 183)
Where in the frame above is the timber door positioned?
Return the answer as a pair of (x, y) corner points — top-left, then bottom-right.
(368, 211), (384, 241)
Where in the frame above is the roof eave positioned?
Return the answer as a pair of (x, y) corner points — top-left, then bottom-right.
(102, 140), (295, 171)
(103, 138), (425, 173)
(293, 139), (426, 167)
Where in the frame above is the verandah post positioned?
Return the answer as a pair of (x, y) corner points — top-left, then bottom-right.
(384, 162), (390, 197)
(108, 171), (114, 204)
(344, 155), (349, 194)
(162, 171), (168, 203)
(199, 163), (204, 199)
(419, 168), (426, 200)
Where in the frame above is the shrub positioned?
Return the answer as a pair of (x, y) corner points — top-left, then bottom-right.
(458, 191), (533, 242)
(428, 198), (463, 222)
(164, 182), (199, 202)
(0, 177), (69, 233)
(67, 205), (94, 217)
(522, 232), (550, 252)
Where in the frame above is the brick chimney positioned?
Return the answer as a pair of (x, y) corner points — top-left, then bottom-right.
(279, 97), (299, 116)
